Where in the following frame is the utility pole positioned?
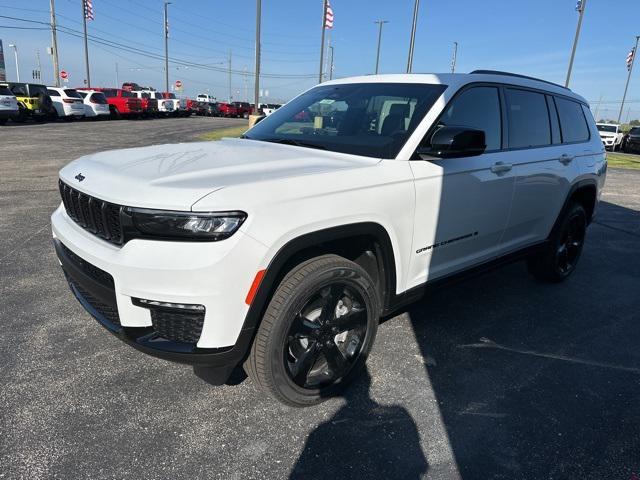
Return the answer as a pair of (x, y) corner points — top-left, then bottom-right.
(243, 66), (248, 102)
(254, 0), (261, 114)
(115, 62), (119, 87)
(618, 35), (640, 124)
(81, 0), (91, 87)
(35, 50), (42, 81)
(329, 46), (334, 80)
(50, 0), (60, 86)
(228, 50), (232, 103)
(450, 41), (458, 73)
(407, 0), (420, 73)
(318, 0), (327, 83)
(593, 93), (603, 121)
(565, 0), (586, 87)
(9, 44), (19, 82)
(164, 2), (171, 93)
(374, 20), (388, 75)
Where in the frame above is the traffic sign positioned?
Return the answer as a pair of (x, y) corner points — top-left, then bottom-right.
(175, 80), (183, 89)
(60, 70), (68, 79)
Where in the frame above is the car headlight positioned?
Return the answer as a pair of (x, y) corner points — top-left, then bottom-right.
(122, 207), (246, 241)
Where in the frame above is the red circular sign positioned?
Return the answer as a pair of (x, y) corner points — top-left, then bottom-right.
(60, 70), (68, 79)
(175, 80), (183, 88)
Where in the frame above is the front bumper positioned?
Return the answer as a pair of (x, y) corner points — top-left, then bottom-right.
(601, 137), (615, 147)
(51, 204), (268, 367)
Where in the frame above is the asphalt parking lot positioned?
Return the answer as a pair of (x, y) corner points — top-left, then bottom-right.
(1, 118), (639, 480)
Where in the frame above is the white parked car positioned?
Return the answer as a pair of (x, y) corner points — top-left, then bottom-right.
(197, 94), (216, 103)
(260, 103), (282, 116)
(137, 90), (174, 115)
(52, 71), (606, 406)
(0, 83), (18, 124)
(47, 87), (85, 120)
(76, 90), (110, 119)
(596, 123), (623, 151)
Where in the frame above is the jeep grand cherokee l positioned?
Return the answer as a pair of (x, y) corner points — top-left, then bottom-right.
(52, 71), (606, 406)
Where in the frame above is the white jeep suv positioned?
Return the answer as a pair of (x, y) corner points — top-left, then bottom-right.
(596, 123), (623, 151)
(52, 71), (606, 406)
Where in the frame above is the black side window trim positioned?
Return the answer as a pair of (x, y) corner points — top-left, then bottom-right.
(553, 95), (592, 145)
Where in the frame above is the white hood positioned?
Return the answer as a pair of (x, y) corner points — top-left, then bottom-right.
(59, 138), (379, 211)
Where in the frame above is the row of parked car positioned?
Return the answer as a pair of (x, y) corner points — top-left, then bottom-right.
(596, 122), (640, 153)
(0, 81), (282, 124)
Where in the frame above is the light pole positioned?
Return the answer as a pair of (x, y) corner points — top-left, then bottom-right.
(565, 0), (587, 88)
(254, 0), (262, 116)
(8, 44), (19, 82)
(450, 41), (458, 73)
(81, 0), (91, 87)
(329, 45), (334, 80)
(407, 0), (420, 73)
(374, 20), (388, 75)
(164, 1), (171, 93)
(618, 35), (640, 124)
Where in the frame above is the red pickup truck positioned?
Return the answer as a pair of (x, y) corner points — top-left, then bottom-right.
(217, 102), (239, 118)
(82, 88), (143, 119)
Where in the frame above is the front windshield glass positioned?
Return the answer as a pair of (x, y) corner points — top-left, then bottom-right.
(245, 82), (446, 158)
(597, 124), (617, 133)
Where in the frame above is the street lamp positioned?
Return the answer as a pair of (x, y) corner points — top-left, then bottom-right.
(164, 1), (171, 93)
(374, 20), (389, 75)
(8, 44), (19, 82)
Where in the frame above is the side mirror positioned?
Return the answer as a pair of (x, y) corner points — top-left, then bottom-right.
(417, 126), (486, 159)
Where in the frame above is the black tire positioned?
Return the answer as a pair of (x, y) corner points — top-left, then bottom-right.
(527, 202), (587, 283)
(110, 106), (121, 120)
(245, 254), (380, 407)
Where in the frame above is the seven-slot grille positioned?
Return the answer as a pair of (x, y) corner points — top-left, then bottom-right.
(59, 180), (123, 245)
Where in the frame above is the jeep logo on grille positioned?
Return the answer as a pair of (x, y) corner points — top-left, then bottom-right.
(75, 173), (85, 182)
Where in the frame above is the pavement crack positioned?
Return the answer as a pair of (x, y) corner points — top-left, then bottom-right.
(458, 337), (640, 374)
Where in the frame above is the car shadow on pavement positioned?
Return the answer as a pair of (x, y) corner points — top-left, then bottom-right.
(289, 369), (428, 480)
(403, 200), (640, 478)
(290, 201), (639, 479)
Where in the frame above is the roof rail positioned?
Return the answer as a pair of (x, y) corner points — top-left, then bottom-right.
(469, 70), (570, 91)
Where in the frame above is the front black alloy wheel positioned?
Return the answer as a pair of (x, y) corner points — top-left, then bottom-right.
(285, 283), (368, 389)
(246, 254), (379, 407)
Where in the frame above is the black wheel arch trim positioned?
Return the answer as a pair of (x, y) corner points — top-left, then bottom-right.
(239, 222), (398, 354)
(557, 178), (598, 229)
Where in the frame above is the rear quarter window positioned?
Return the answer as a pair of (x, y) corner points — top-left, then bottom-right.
(555, 97), (590, 143)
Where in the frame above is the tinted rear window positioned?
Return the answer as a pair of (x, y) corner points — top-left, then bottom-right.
(0, 86), (12, 95)
(47, 89), (61, 97)
(505, 88), (551, 148)
(64, 89), (82, 99)
(555, 97), (589, 143)
(90, 93), (107, 104)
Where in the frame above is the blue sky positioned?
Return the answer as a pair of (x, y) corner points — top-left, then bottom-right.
(1, 0), (640, 120)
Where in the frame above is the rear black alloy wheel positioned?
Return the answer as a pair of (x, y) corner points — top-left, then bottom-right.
(246, 254), (379, 407)
(527, 202), (587, 282)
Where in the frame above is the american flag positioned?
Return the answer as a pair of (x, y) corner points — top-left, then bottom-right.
(324, 0), (334, 29)
(627, 47), (636, 71)
(84, 0), (94, 21)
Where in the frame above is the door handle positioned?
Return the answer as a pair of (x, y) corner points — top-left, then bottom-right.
(490, 162), (512, 174)
(559, 154), (575, 165)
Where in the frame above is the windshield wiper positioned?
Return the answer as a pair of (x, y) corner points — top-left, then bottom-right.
(263, 138), (327, 150)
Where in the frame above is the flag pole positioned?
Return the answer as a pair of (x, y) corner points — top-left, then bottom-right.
(618, 35), (640, 124)
(81, 0), (91, 87)
(407, 0), (420, 73)
(318, 0), (327, 83)
(565, 0), (586, 88)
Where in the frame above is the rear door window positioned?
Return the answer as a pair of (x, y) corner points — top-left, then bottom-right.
(505, 88), (551, 148)
(555, 97), (590, 143)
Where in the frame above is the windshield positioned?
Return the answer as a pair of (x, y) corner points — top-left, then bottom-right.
(245, 82), (446, 158)
(597, 124), (617, 133)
